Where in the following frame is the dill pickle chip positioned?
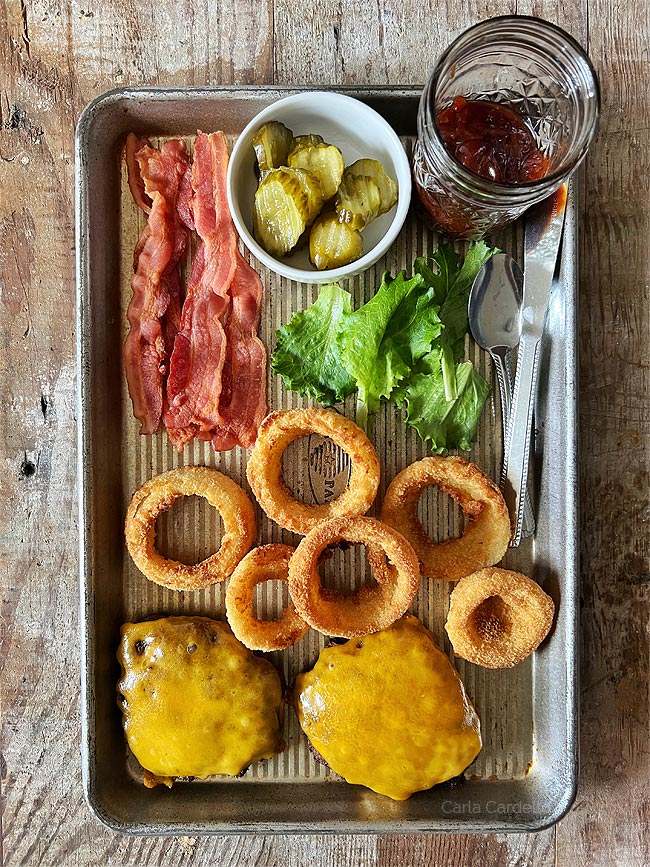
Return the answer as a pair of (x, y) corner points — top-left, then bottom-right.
(253, 168), (311, 257)
(291, 134), (325, 149)
(309, 213), (363, 270)
(288, 143), (345, 200)
(292, 167), (324, 225)
(334, 174), (382, 230)
(345, 158), (398, 215)
(253, 121), (294, 176)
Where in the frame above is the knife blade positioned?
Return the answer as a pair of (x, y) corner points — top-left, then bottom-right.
(501, 184), (567, 546)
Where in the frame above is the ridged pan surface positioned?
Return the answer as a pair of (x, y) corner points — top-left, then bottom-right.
(77, 87), (578, 834)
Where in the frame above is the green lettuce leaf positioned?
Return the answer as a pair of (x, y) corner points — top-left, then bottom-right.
(414, 245), (460, 306)
(403, 361), (491, 453)
(378, 285), (443, 370)
(377, 287), (443, 407)
(336, 270), (428, 428)
(270, 241), (498, 453)
(270, 284), (356, 406)
(438, 240), (495, 349)
(418, 241), (496, 400)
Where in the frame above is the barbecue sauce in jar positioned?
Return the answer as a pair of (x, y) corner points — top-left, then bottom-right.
(436, 96), (548, 184)
(413, 18), (599, 239)
(414, 97), (550, 238)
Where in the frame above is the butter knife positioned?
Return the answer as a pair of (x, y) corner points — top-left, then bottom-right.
(502, 184), (567, 546)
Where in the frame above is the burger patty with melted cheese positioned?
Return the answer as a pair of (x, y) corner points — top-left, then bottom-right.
(293, 614), (481, 800)
(117, 616), (284, 787)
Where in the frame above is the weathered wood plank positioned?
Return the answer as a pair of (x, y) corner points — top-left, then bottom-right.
(0, 1), (270, 865)
(2, 5), (84, 865)
(273, 0), (588, 86)
(1, 0), (648, 864)
(375, 831), (556, 867)
(554, 0), (650, 864)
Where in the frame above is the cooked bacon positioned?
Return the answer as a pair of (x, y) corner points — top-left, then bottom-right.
(163, 243), (229, 448)
(192, 130), (238, 288)
(176, 159), (195, 231)
(126, 129), (267, 451)
(211, 253), (267, 451)
(164, 131), (240, 447)
(124, 139), (190, 434)
(160, 266), (184, 361)
(125, 133), (153, 214)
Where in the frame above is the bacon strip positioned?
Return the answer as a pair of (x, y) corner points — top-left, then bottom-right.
(125, 133), (153, 214)
(163, 244), (227, 448)
(124, 139), (191, 434)
(164, 131), (240, 449)
(126, 130), (267, 450)
(211, 253), (268, 451)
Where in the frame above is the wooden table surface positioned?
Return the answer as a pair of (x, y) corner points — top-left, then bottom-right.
(1, 1), (648, 865)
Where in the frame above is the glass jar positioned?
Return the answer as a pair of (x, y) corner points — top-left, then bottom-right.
(413, 16), (600, 239)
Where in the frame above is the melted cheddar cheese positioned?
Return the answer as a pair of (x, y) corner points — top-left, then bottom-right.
(293, 614), (481, 800)
(117, 617), (284, 784)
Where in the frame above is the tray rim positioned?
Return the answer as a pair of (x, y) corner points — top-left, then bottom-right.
(75, 84), (579, 836)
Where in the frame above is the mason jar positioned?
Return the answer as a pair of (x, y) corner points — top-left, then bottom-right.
(413, 16), (600, 239)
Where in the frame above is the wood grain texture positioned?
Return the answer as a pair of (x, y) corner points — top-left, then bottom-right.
(1, 1), (648, 866)
(555, 0), (650, 864)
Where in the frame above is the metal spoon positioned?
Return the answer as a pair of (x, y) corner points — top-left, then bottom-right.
(469, 253), (535, 537)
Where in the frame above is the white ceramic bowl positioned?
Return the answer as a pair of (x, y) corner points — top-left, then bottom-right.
(227, 91), (412, 283)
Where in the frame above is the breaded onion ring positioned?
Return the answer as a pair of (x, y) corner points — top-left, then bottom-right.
(125, 466), (255, 590)
(288, 516), (420, 638)
(445, 568), (555, 668)
(246, 408), (380, 534)
(381, 457), (511, 582)
(226, 544), (310, 651)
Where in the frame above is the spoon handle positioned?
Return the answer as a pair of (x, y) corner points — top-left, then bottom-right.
(494, 351), (535, 537)
(494, 350), (512, 448)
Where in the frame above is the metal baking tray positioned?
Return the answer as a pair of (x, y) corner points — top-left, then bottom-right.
(76, 86), (578, 834)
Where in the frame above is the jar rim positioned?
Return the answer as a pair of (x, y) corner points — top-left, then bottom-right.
(420, 15), (601, 197)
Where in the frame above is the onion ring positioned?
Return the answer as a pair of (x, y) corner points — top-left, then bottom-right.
(246, 408), (380, 535)
(125, 466), (256, 590)
(225, 544), (310, 651)
(380, 457), (511, 582)
(288, 516), (420, 638)
(445, 568), (555, 668)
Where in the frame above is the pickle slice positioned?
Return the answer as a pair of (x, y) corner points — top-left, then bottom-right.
(288, 143), (345, 200)
(334, 174), (382, 230)
(309, 213), (363, 270)
(346, 158), (398, 216)
(252, 121), (294, 176)
(291, 134), (325, 149)
(292, 167), (324, 225)
(253, 167), (313, 258)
